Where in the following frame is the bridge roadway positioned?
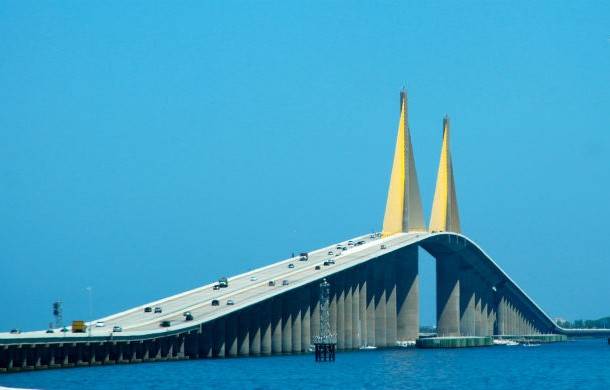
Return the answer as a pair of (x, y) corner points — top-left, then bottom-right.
(0, 232), (422, 343)
(2, 231), (609, 345)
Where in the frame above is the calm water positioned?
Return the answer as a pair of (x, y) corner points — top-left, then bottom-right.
(1, 339), (609, 389)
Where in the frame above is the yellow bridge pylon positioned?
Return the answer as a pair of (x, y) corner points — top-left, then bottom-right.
(382, 90), (425, 237)
(429, 116), (461, 233)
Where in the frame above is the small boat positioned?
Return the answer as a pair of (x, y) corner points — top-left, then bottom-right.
(359, 345), (377, 350)
(522, 343), (541, 347)
(396, 340), (416, 348)
(493, 339), (518, 346)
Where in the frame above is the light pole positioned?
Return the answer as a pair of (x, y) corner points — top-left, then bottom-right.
(86, 286), (92, 337)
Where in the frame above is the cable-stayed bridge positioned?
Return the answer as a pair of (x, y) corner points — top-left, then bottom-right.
(1, 91), (607, 372)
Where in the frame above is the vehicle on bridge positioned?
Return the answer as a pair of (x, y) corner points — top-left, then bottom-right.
(71, 320), (86, 333)
(299, 252), (308, 261)
(112, 325), (122, 332)
(211, 299), (219, 306)
(154, 307), (162, 314)
(144, 306), (152, 312)
(160, 321), (171, 328)
(218, 277), (229, 288)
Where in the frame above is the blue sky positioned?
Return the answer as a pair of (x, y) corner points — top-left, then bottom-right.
(1, 1), (608, 330)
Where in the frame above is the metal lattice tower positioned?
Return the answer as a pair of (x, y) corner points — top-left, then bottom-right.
(314, 279), (336, 361)
(52, 301), (63, 329)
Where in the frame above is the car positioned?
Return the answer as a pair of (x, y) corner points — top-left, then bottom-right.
(381, 244), (387, 249)
(185, 314), (194, 321)
(218, 277), (229, 288)
(342, 246), (347, 251)
(315, 265), (321, 270)
(323, 261), (330, 266)
(160, 320), (171, 328)
(250, 276), (257, 281)
(357, 240), (365, 245)
(112, 325), (122, 332)
(46, 329), (54, 333)
(299, 252), (309, 261)
(144, 306), (152, 313)
(336, 244), (343, 249)
(369, 234), (375, 239)
(9, 329), (19, 334)
(227, 300), (235, 305)
(328, 250), (334, 255)
(348, 240), (354, 246)
(60, 327), (69, 333)
(213, 285), (220, 290)
(183, 311), (192, 317)
(282, 280), (289, 286)
(95, 321), (105, 327)
(154, 307), (162, 314)
(268, 280), (276, 286)
(212, 299), (220, 306)
(288, 263), (295, 269)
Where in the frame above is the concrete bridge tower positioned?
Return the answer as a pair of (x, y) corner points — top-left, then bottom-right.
(380, 89), (423, 342)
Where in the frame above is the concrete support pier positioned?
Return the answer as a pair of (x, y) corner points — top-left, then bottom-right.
(436, 254), (461, 336)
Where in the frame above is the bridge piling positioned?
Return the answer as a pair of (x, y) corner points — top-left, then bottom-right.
(366, 262), (376, 347)
(249, 305), (261, 356)
(292, 290), (302, 353)
(459, 269), (476, 336)
(436, 255), (461, 336)
(300, 286), (310, 352)
(281, 294), (292, 353)
(358, 264), (368, 346)
(351, 269), (361, 348)
(385, 257), (397, 346)
(238, 310), (250, 356)
(344, 274), (353, 350)
(271, 297), (282, 354)
(336, 273), (345, 350)
(260, 299), (272, 355)
(374, 259), (387, 347)
(396, 246), (418, 342)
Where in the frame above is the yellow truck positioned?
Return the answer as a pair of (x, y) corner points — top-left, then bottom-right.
(71, 320), (87, 333)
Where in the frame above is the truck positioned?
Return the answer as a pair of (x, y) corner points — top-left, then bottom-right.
(218, 277), (229, 288)
(71, 320), (87, 333)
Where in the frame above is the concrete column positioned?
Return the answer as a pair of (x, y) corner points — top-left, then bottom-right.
(310, 283), (320, 341)
(396, 245), (419, 341)
(481, 297), (489, 336)
(366, 262), (376, 347)
(374, 259), (387, 347)
(351, 269), (361, 348)
(281, 294), (292, 353)
(249, 305), (261, 356)
(300, 286), (311, 352)
(496, 297), (505, 335)
(292, 290), (302, 353)
(385, 256), (397, 346)
(336, 273), (345, 349)
(200, 323), (213, 358)
(358, 265), (368, 346)
(226, 314), (238, 357)
(459, 269), (476, 336)
(436, 255), (460, 337)
(213, 317), (226, 357)
(260, 299), (272, 355)
(329, 276), (337, 342)
(344, 271), (353, 350)
(474, 293), (483, 336)
(272, 297), (283, 354)
(238, 309), (250, 356)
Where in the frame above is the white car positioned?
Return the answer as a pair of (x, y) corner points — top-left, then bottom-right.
(95, 321), (105, 327)
(250, 276), (257, 281)
(328, 250), (334, 256)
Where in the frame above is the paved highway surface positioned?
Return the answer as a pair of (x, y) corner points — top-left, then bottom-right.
(1, 232), (429, 341)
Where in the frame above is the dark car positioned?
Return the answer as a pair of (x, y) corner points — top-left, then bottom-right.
(185, 314), (194, 321)
(323, 261), (330, 266)
(9, 329), (19, 334)
(315, 265), (321, 270)
(288, 263), (295, 269)
(154, 307), (162, 314)
(282, 280), (289, 286)
(60, 327), (69, 333)
(213, 285), (220, 290)
(160, 320), (171, 328)
(211, 299), (220, 306)
(46, 329), (54, 333)
(268, 280), (276, 286)
(144, 306), (152, 313)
